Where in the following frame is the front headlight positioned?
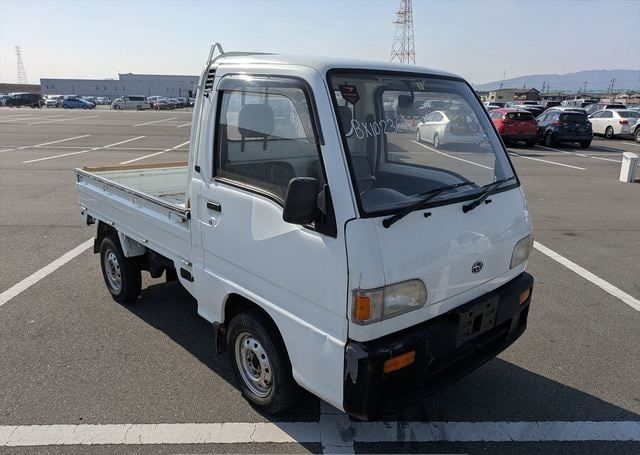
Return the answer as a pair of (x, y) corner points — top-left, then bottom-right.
(353, 279), (427, 324)
(511, 235), (532, 269)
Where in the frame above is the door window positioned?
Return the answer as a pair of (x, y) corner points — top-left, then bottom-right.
(215, 79), (324, 202)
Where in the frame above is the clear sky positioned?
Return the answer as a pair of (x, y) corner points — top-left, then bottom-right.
(1, 0), (639, 86)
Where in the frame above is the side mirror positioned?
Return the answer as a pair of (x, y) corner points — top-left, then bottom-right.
(283, 177), (319, 225)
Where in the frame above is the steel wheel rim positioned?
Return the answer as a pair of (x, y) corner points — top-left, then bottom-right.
(235, 332), (273, 398)
(104, 249), (122, 292)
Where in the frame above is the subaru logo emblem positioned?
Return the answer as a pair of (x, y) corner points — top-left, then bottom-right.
(471, 261), (483, 274)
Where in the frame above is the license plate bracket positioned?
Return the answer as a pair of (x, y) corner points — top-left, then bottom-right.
(457, 296), (498, 346)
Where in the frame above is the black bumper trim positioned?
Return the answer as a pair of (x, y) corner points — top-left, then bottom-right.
(343, 272), (534, 420)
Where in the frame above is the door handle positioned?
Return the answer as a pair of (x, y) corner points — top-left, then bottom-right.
(207, 201), (221, 212)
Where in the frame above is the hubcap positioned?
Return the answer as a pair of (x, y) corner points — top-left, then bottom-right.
(235, 332), (273, 398)
(104, 249), (122, 292)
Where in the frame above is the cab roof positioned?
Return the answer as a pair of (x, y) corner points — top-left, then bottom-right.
(214, 53), (462, 80)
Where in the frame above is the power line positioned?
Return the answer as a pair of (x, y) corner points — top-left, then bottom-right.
(390, 0), (415, 64)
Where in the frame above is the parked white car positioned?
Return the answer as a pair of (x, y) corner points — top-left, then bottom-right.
(416, 109), (484, 148)
(589, 109), (639, 138)
(111, 96), (150, 110)
(45, 95), (64, 108)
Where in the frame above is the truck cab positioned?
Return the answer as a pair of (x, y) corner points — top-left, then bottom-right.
(76, 45), (534, 419)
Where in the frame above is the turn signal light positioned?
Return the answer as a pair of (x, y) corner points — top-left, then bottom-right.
(354, 295), (372, 321)
(383, 351), (416, 374)
(519, 288), (531, 305)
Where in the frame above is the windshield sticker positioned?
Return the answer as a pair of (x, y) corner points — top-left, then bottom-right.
(351, 119), (398, 139)
(339, 85), (360, 105)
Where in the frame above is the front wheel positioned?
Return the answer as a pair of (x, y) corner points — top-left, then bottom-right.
(605, 126), (614, 139)
(416, 128), (422, 142)
(227, 310), (300, 414)
(635, 128), (640, 144)
(544, 132), (554, 147)
(99, 236), (141, 304)
(579, 140), (591, 149)
(433, 133), (440, 149)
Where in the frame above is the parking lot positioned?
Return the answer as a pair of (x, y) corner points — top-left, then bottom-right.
(0, 107), (638, 454)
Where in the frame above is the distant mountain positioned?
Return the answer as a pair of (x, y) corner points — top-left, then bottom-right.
(475, 69), (640, 93)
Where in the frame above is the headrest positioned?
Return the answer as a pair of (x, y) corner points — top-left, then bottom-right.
(238, 104), (274, 138)
(337, 105), (353, 133)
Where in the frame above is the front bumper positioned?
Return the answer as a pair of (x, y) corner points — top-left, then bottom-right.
(343, 272), (533, 420)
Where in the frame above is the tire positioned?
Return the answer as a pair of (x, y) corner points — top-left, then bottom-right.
(635, 128), (640, 144)
(544, 132), (554, 147)
(605, 126), (614, 139)
(99, 235), (141, 304)
(525, 139), (536, 147)
(227, 310), (300, 414)
(416, 128), (422, 142)
(63, 105), (68, 109)
(579, 141), (591, 149)
(82, 105), (88, 110)
(433, 133), (440, 148)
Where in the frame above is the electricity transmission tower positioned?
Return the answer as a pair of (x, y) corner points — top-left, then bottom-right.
(390, 0), (415, 64)
(15, 46), (28, 84)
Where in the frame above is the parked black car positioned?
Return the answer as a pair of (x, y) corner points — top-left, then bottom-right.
(5, 93), (43, 108)
(519, 105), (544, 118)
(536, 110), (592, 148)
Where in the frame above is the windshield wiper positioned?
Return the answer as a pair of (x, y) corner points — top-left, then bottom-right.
(462, 177), (516, 213)
(383, 181), (476, 228)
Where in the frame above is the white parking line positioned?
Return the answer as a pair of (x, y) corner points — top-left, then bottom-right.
(590, 156), (622, 163)
(119, 140), (190, 165)
(412, 140), (492, 170)
(0, 421), (637, 446)
(534, 241), (640, 312)
(0, 240), (93, 307)
(0, 135), (90, 154)
(622, 141), (640, 147)
(509, 152), (586, 170)
(22, 136), (146, 163)
(134, 117), (177, 127)
(30, 115), (98, 125)
(0, 115), (66, 124)
(536, 144), (588, 157)
(177, 122), (191, 128)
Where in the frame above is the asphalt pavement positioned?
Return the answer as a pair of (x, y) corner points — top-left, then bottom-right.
(0, 107), (638, 454)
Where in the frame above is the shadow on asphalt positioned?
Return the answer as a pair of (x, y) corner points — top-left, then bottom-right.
(127, 280), (639, 425)
(124, 280), (319, 423)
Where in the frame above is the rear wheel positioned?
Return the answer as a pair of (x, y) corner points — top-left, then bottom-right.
(99, 235), (141, 304)
(605, 126), (614, 139)
(525, 139), (536, 147)
(227, 310), (300, 414)
(544, 132), (554, 147)
(433, 133), (440, 148)
(635, 128), (640, 144)
(579, 140), (591, 149)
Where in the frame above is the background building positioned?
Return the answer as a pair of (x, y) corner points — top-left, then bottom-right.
(0, 83), (40, 94)
(40, 73), (198, 100)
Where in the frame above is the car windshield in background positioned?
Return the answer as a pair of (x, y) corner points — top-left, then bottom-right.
(561, 113), (588, 122)
(506, 112), (535, 121)
(328, 72), (515, 215)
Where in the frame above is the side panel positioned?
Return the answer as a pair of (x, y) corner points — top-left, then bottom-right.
(193, 65), (357, 409)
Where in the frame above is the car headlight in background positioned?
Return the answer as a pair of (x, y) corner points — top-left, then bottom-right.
(511, 235), (532, 269)
(353, 279), (427, 324)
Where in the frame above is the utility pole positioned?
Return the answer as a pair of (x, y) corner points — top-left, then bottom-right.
(499, 70), (506, 89)
(609, 78), (616, 101)
(390, 0), (416, 64)
(581, 81), (588, 96)
(15, 46), (28, 84)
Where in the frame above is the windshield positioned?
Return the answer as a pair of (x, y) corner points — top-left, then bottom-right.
(328, 72), (516, 215)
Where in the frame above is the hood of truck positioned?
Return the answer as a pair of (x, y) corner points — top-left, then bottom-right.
(345, 187), (531, 341)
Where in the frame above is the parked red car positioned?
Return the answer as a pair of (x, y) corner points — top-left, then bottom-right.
(489, 108), (537, 147)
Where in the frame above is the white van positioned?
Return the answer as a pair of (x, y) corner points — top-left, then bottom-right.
(76, 45), (534, 419)
(111, 95), (150, 110)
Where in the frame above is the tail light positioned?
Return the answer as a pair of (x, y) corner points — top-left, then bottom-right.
(552, 121), (564, 126)
(619, 120), (629, 125)
(503, 119), (513, 125)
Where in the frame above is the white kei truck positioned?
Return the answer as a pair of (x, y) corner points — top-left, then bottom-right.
(75, 44), (534, 420)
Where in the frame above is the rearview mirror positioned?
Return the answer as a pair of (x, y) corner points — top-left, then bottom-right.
(283, 177), (319, 225)
(398, 94), (414, 109)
